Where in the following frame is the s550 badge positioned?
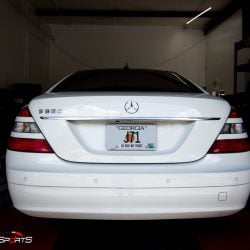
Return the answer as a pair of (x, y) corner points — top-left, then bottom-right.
(39, 109), (63, 114)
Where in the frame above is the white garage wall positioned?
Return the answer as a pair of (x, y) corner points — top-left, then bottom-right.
(205, 10), (247, 94)
(0, 0), (51, 90)
(1, 2), (245, 94)
(49, 24), (205, 88)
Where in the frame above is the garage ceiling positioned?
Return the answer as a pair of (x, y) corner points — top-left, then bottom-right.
(29, 0), (241, 33)
(30, 0), (230, 11)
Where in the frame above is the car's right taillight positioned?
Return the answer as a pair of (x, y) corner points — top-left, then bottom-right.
(8, 106), (54, 153)
(208, 109), (250, 153)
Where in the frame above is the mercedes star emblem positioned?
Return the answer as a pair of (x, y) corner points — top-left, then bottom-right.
(124, 100), (139, 114)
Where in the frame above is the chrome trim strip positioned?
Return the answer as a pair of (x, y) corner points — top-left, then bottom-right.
(40, 116), (220, 121)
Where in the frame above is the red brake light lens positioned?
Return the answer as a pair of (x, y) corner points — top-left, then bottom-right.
(208, 139), (250, 154)
(8, 137), (54, 153)
(228, 109), (240, 118)
(17, 106), (32, 117)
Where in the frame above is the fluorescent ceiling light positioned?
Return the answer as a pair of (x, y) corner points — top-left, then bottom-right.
(186, 6), (212, 24)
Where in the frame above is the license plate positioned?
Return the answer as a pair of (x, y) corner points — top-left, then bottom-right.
(106, 124), (157, 151)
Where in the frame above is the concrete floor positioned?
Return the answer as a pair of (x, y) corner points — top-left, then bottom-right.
(0, 189), (250, 250)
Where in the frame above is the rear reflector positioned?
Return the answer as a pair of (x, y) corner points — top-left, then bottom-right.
(208, 139), (250, 154)
(8, 137), (54, 153)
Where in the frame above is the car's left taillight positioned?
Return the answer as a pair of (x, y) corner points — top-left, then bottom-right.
(8, 106), (54, 153)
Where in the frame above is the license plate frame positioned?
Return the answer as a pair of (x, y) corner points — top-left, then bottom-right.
(106, 123), (157, 151)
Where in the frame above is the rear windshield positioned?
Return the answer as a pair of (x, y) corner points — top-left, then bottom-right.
(52, 69), (202, 93)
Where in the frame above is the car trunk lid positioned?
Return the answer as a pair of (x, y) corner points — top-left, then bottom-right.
(29, 92), (230, 163)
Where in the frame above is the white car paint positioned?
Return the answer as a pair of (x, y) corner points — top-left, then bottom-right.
(6, 151), (250, 219)
(28, 93), (230, 164)
(6, 69), (250, 220)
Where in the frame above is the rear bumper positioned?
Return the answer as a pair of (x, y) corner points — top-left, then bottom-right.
(7, 169), (250, 220)
(6, 151), (250, 219)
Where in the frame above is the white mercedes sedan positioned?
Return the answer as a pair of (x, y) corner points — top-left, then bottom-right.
(6, 69), (250, 220)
